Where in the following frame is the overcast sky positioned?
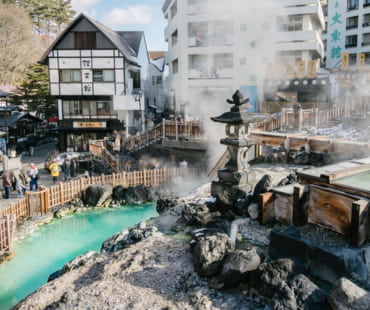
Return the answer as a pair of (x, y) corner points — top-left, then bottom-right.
(71, 0), (167, 51)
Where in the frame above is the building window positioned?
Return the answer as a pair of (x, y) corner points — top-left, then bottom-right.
(188, 0), (207, 15)
(365, 53), (370, 64)
(188, 22), (208, 47)
(213, 53), (233, 69)
(365, 0), (370, 8)
(349, 53), (357, 65)
(364, 14), (370, 27)
(156, 76), (163, 85)
(172, 59), (179, 74)
(60, 70), (81, 82)
(363, 33), (370, 46)
(92, 70), (114, 82)
(171, 0), (177, 19)
(347, 0), (359, 11)
(277, 15), (303, 32)
(97, 101), (110, 115)
(131, 70), (141, 89)
(171, 30), (178, 46)
(74, 32), (96, 49)
(63, 100), (82, 115)
(152, 76), (156, 85)
(345, 35), (358, 48)
(212, 21), (233, 46)
(346, 16), (358, 29)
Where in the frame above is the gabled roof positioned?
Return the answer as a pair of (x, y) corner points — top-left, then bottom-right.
(149, 51), (166, 60)
(39, 14), (139, 66)
(0, 112), (42, 128)
(118, 31), (144, 57)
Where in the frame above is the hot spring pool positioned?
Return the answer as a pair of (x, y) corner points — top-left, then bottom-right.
(0, 204), (157, 309)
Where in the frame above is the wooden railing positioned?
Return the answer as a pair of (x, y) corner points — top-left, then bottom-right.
(0, 167), (198, 252)
(250, 98), (369, 132)
(0, 215), (16, 253)
(89, 139), (120, 172)
(124, 119), (203, 152)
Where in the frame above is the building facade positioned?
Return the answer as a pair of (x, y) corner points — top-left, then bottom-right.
(325, 0), (370, 69)
(41, 14), (153, 151)
(162, 0), (325, 114)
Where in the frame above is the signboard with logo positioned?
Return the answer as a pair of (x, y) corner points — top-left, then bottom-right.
(73, 122), (107, 128)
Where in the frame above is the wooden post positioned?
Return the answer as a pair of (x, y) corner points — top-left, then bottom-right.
(162, 118), (165, 139)
(175, 119), (178, 141)
(293, 185), (309, 226)
(351, 200), (369, 247)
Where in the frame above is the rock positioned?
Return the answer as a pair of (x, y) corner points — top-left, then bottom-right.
(269, 282), (297, 310)
(101, 223), (159, 254)
(252, 175), (272, 203)
(247, 203), (259, 220)
(156, 197), (178, 214)
(289, 274), (329, 309)
(218, 248), (265, 286)
(54, 210), (64, 218)
(328, 277), (370, 310)
(191, 232), (234, 277)
(277, 173), (298, 187)
(232, 198), (248, 216)
(250, 258), (296, 299)
(83, 184), (113, 207)
(182, 203), (212, 225)
(112, 185), (154, 205)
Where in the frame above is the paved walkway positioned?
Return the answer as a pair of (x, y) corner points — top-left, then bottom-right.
(0, 143), (84, 212)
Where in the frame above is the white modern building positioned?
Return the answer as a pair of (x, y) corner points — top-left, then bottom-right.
(41, 14), (155, 151)
(162, 0), (326, 114)
(325, 0), (370, 69)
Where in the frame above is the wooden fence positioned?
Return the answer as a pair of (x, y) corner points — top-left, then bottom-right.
(0, 167), (197, 252)
(0, 215), (16, 253)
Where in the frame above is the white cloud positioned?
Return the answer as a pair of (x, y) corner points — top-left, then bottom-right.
(103, 6), (152, 26)
(71, 0), (101, 13)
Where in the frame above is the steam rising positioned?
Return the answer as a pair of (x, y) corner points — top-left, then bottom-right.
(185, 0), (281, 168)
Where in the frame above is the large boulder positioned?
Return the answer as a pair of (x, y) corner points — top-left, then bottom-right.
(101, 221), (159, 254)
(218, 248), (265, 286)
(83, 184), (113, 207)
(249, 258), (296, 299)
(112, 185), (154, 205)
(183, 203), (218, 226)
(328, 277), (370, 310)
(156, 196), (178, 214)
(191, 231), (234, 277)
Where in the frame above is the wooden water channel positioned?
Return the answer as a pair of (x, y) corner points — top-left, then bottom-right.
(0, 167), (196, 253)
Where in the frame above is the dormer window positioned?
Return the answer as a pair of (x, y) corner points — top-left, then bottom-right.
(74, 32), (96, 49)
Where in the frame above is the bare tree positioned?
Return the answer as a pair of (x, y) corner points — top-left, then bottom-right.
(0, 5), (42, 84)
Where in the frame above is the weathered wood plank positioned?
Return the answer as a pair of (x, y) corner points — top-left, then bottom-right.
(351, 200), (369, 247)
(293, 184), (309, 226)
(308, 185), (356, 236)
(320, 164), (370, 182)
(259, 192), (275, 224)
(274, 193), (293, 224)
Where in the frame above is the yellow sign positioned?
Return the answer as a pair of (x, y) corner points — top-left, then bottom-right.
(295, 60), (306, 79)
(358, 53), (365, 69)
(73, 122), (107, 128)
(341, 52), (349, 70)
(307, 60), (317, 78)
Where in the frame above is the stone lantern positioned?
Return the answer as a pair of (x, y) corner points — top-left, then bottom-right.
(210, 90), (260, 207)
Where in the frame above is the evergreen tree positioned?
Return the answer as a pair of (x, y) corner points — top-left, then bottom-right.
(11, 64), (56, 120)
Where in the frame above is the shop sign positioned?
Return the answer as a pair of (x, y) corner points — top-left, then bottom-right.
(73, 121), (107, 128)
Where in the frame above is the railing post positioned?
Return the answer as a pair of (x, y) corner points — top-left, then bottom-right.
(175, 119), (179, 141)
(162, 118), (165, 139)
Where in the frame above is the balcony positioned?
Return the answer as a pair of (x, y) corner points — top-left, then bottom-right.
(363, 22), (370, 27)
(345, 43), (357, 48)
(346, 24), (358, 30)
(188, 34), (233, 47)
(362, 42), (370, 46)
(364, 3), (370, 8)
(188, 68), (233, 80)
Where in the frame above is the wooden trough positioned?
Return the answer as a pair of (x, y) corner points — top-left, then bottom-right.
(260, 158), (370, 247)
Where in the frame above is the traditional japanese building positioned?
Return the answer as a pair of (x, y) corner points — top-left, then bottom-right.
(40, 14), (154, 151)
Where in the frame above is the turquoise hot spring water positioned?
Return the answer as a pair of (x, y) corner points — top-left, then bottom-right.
(0, 204), (157, 310)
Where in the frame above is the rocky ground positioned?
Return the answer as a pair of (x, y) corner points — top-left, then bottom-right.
(12, 166), (370, 310)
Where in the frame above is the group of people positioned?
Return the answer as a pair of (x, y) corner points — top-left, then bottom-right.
(2, 163), (39, 199)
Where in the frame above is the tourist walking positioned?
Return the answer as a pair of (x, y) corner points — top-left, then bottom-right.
(28, 163), (39, 191)
(63, 157), (71, 181)
(19, 169), (28, 191)
(49, 159), (59, 184)
(2, 170), (12, 199)
(15, 173), (27, 197)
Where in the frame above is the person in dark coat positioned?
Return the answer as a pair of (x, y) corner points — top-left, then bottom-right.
(2, 171), (12, 199)
(63, 157), (71, 181)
